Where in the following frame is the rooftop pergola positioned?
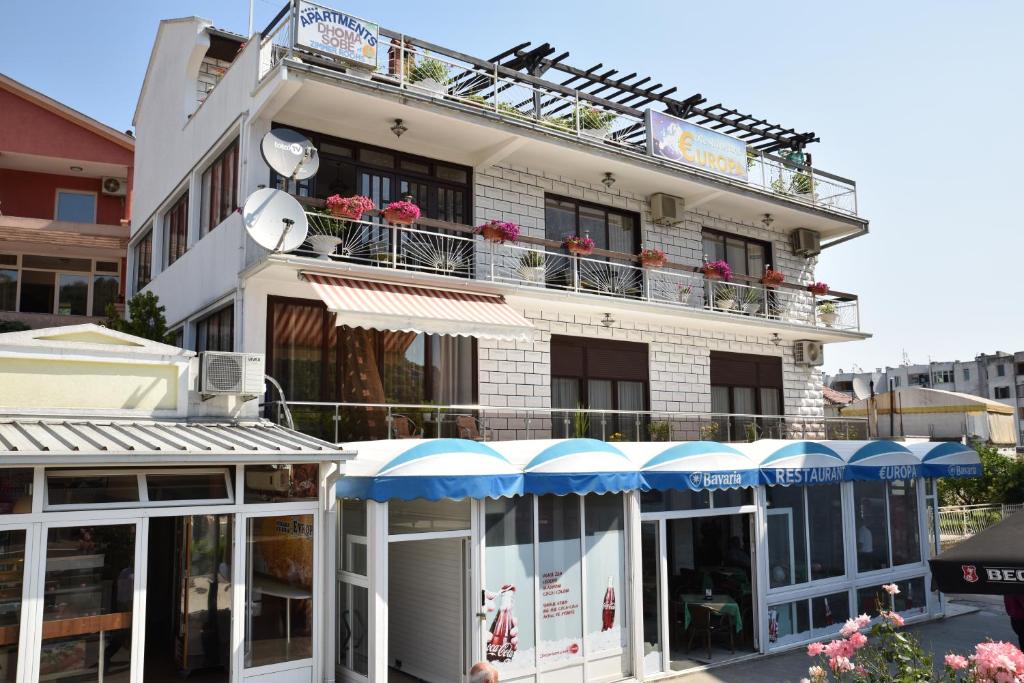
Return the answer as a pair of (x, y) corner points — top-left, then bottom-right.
(487, 42), (819, 154)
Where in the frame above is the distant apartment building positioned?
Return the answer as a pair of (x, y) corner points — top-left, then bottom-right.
(825, 351), (1024, 448)
(0, 74), (133, 330)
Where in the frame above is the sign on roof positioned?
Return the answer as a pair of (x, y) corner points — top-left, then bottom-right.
(646, 109), (748, 182)
(294, 1), (379, 69)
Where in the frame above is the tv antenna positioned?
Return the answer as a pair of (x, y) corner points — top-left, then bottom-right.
(241, 188), (309, 253)
(260, 128), (320, 181)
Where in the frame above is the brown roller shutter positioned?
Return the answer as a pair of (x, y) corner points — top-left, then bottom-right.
(710, 351), (782, 389)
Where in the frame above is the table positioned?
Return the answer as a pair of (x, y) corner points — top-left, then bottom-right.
(677, 593), (743, 633)
(253, 574), (312, 646)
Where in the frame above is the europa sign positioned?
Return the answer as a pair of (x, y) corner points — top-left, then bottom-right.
(295, 1), (379, 69)
(646, 109), (748, 181)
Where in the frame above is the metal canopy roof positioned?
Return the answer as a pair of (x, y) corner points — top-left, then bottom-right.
(0, 418), (351, 465)
(490, 42), (818, 153)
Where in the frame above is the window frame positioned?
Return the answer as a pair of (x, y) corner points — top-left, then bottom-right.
(43, 467), (234, 511)
(994, 386), (1011, 399)
(200, 137), (240, 236)
(0, 252), (121, 317)
(163, 191), (190, 268)
(543, 194), (641, 258)
(701, 228), (774, 278)
(852, 478), (924, 576)
(54, 188), (98, 223)
(765, 483), (848, 592)
(132, 227), (154, 294)
(195, 303), (235, 352)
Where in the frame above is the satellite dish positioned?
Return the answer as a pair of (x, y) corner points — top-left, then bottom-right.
(852, 376), (872, 400)
(261, 128), (319, 180)
(242, 188), (308, 253)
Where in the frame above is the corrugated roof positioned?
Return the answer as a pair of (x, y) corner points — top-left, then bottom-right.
(0, 418), (351, 464)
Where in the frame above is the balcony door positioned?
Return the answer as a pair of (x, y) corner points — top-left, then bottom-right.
(709, 351), (783, 441)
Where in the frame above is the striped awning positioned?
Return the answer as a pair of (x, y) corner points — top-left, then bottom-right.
(305, 274), (534, 341)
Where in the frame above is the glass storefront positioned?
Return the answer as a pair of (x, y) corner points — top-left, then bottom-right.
(0, 530), (26, 683)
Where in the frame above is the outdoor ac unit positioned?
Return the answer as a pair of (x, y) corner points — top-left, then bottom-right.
(794, 340), (825, 367)
(790, 228), (821, 257)
(199, 352), (265, 396)
(649, 193), (686, 226)
(245, 468), (291, 492)
(101, 177), (128, 196)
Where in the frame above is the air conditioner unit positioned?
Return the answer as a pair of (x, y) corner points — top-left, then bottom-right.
(101, 177), (128, 196)
(794, 340), (825, 367)
(199, 352), (265, 396)
(245, 468), (291, 493)
(790, 228), (821, 257)
(649, 193), (686, 226)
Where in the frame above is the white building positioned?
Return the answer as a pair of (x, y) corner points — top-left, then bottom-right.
(125, 4), (884, 682)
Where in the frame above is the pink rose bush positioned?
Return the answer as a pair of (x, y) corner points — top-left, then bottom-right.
(798, 584), (1024, 682)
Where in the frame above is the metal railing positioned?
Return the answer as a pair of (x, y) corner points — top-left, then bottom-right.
(297, 213), (860, 331)
(255, 7), (858, 217)
(937, 503), (1024, 544)
(264, 401), (869, 445)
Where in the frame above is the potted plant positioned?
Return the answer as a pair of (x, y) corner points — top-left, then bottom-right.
(761, 267), (785, 287)
(808, 281), (829, 296)
(715, 285), (736, 311)
(475, 220), (519, 244)
(381, 200), (421, 225)
(575, 104), (617, 138)
(325, 194), (374, 220)
(648, 421), (670, 442)
(639, 246), (667, 268)
(677, 284), (693, 304)
(701, 259), (732, 281)
(562, 234), (595, 256)
(817, 301), (839, 327)
(699, 422), (720, 441)
(518, 250), (546, 283)
(791, 168), (814, 195)
(407, 56), (449, 95)
(741, 286), (762, 314)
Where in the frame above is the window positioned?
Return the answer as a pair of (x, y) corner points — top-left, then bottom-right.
(164, 191), (189, 267)
(245, 514), (314, 667)
(0, 530), (26, 678)
(931, 370), (953, 384)
(196, 304), (234, 352)
(551, 335), (648, 439)
(55, 190), (97, 223)
(538, 494), (583, 661)
(133, 228), (153, 292)
(710, 351), (783, 441)
(702, 229), (770, 277)
(244, 464), (318, 503)
(997, 364), (1006, 377)
(908, 373), (929, 387)
(766, 483), (845, 587)
(484, 496), (536, 675)
(0, 255), (118, 316)
(856, 577), (926, 616)
(544, 196), (640, 257)
(854, 479), (921, 572)
(45, 468), (234, 510)
(1017, 362), (1024, 376)
(892, 376), (901, 387)
(388, 498), (471, 534)
(92, 270), (119, 316)
(266, 298), (477, 441)
(994, 386), (1011, 399)
(0, 267), (16, 311)
(0, 469), (32, 513)
(963, 368), (971, 381)
(201, 138), (239, 235)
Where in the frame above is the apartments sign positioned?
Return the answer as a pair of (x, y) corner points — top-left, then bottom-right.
(295, 1), (379, 69)
(646, 109), (748, 181)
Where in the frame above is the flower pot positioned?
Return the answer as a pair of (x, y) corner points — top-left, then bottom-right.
(678, 291), (694, 305)
(743, 303), (760, 315)
(641, 257), (666, 269)
(308, 234), (341, 260)
(382, 210), (416, 225)
(716, 298), (735, 311)
(519, 265), (546, 284)
(330, 206), (364, 220)
(703, 271), (722, 281)
(567, 245), (593, 257)
(820, 312), (839, 327)
(580, 125), (612, 140)
(412, 78), (446, 96)
(480, 225), (506, 243)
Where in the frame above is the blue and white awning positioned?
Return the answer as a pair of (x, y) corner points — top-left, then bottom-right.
(489, 439), (641, 495)
(618, 442), (759, 491)
(824, 440), (922, 481)
(739, 440), (845, 486)
(907, 442), (982, 478)
(336, 438), (523, 501)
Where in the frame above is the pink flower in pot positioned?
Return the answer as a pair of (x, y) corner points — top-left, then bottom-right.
(701, 259), (732, 281)
(381, 200), (421, 225)
(639, 246), (667, 268)
(475, 220), (520, 243)
(325, 194), (375, 220)
(562, 234), (595, 256)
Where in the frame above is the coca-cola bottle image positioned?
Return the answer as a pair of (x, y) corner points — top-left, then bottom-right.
(601, 576), (616, 631)
(486, 584), (518, 663)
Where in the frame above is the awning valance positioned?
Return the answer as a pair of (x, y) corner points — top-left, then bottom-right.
(336, 438), (523, 501)
(906, 442), (982, 478)
(490, 438), (642, 495)
(306, 274), (534, 341)
(618, 442), (759, 491)
(739, 440), (845, 486)
(823, 440), (922, 481)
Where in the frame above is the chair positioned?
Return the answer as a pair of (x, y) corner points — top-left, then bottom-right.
(390, 414), (422, 439)
(455, 414), (485, 440)
(687, 604), (735, 660)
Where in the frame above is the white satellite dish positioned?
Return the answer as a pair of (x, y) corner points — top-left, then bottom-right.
(261, 128), (319, 181)
(242, 188), (309, 253)
(852, 376), (873, 400)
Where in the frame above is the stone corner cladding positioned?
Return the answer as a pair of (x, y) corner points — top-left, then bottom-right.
(473, 163), (817, 284)
(475, 308), (825, 419)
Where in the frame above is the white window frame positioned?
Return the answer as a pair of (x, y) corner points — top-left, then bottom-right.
(54, 188), (98, 223)
(43, 467), (234, 511)
(0, 252), (120, 317)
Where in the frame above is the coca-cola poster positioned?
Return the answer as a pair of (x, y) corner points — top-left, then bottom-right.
(484, 498), (536, 675)
(538, 536), (583, 662)
(585, 524), (626, 654)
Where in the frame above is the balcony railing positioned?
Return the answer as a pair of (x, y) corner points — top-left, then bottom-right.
(265, 401), (869, 445)
(294, 212), (861, 332)
(256, 9), (858, 217)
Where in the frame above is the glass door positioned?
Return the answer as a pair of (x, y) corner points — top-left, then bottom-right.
(640, 520), (663, 676)
(36, 521), (140, 682)
(0, 526), (29, 683)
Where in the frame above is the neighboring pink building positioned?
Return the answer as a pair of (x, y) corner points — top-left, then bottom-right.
(0, 73), (134, 329)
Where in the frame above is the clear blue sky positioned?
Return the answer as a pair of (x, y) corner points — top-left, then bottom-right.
(2, 1), (1021, 373)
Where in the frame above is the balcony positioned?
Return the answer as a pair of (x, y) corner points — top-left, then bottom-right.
(265, 401), (868, 445)
(283, 210), (861, 334)
(258, 7), (860, 224)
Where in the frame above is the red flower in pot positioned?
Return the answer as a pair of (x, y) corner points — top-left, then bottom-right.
(562, 234), (595, 256)
(760, 268), (785, 287)
(325, 194), (375, 220)
(381, 200), (421, 225)
(701, 260), (732, 281)
(475, 220), (520, 243)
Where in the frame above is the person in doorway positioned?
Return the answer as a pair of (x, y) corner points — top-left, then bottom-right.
(470, 661), (499, 683)
(1005, 594), (1024, 650)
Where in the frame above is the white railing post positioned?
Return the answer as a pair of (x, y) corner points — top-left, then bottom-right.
(572, 256), (580, 292)
(390, 224), (398, 267)
(489, 239), (495, 283)
(574, 92), (581, 135)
